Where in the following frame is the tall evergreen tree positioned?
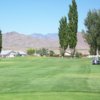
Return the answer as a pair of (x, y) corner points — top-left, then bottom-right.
(68, 0), (78, 57)
(84, 10), (100, 55)
(58, 16), (68, 57)
(0, 30), (2, 53)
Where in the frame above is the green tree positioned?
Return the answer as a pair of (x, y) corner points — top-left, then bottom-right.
(68, 0), (78, 57)
(49, 50), (55, 56)
(0, 30), (2, 53)
(58, 16), (68, 57)
(84, 10), (100, 55)
(27, 48), (35, 55)
(36, 48), (48, 56)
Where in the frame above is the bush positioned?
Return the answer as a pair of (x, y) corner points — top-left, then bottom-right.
(75, 52), (82, 58)
(49, 50), (55, 56)
(27, 48), (35, 55)
(36, 48), (48, 56)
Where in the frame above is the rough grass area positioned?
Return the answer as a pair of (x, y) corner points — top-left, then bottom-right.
(0, 57), (100, 100)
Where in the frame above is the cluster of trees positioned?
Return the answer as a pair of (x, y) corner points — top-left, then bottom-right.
(27, 48), (55, 57)
(0, 30), (2, 53)
(58, 0), (78, 57)
(36, 48), (49, 56)
(84, 10), (100, 55)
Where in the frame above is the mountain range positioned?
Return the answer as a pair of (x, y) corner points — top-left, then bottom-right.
(2, 32), (59, 51)
(2, 32), (89, 52)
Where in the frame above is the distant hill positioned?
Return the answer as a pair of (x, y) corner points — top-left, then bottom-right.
(2, 32), (59, 51)
(30, 33), (58, 40)
(2, 32), (89, 54)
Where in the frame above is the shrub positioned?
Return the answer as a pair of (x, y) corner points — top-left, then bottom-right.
(75, 52), (82, 58)
(27, 48), (35, 55)
(49, 50), (55, 56)
(36, 48), (48, 56)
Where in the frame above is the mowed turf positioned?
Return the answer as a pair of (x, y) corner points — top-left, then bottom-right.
(0, 57), (100, 100)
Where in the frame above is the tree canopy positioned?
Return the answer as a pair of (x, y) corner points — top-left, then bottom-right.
(0, 30), (2, 53)
(58, 0), (78, 57)
(58, 16), (68, 56)
(84, 10), (100, 55)
(68, 0), (78, 56)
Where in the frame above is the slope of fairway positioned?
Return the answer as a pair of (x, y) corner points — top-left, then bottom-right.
(0, 57), (100, 100)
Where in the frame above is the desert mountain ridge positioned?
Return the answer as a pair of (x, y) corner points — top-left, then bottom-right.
(2, 32), (59, 51)
(2, 32), (89, 53)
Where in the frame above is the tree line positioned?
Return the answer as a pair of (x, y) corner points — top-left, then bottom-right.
(27, 48), (55, 57)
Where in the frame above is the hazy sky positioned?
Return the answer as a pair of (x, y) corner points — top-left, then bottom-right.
(0, 0), (100, 34)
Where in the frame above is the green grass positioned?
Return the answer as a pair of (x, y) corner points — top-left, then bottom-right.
(0, 57), (100, 100)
